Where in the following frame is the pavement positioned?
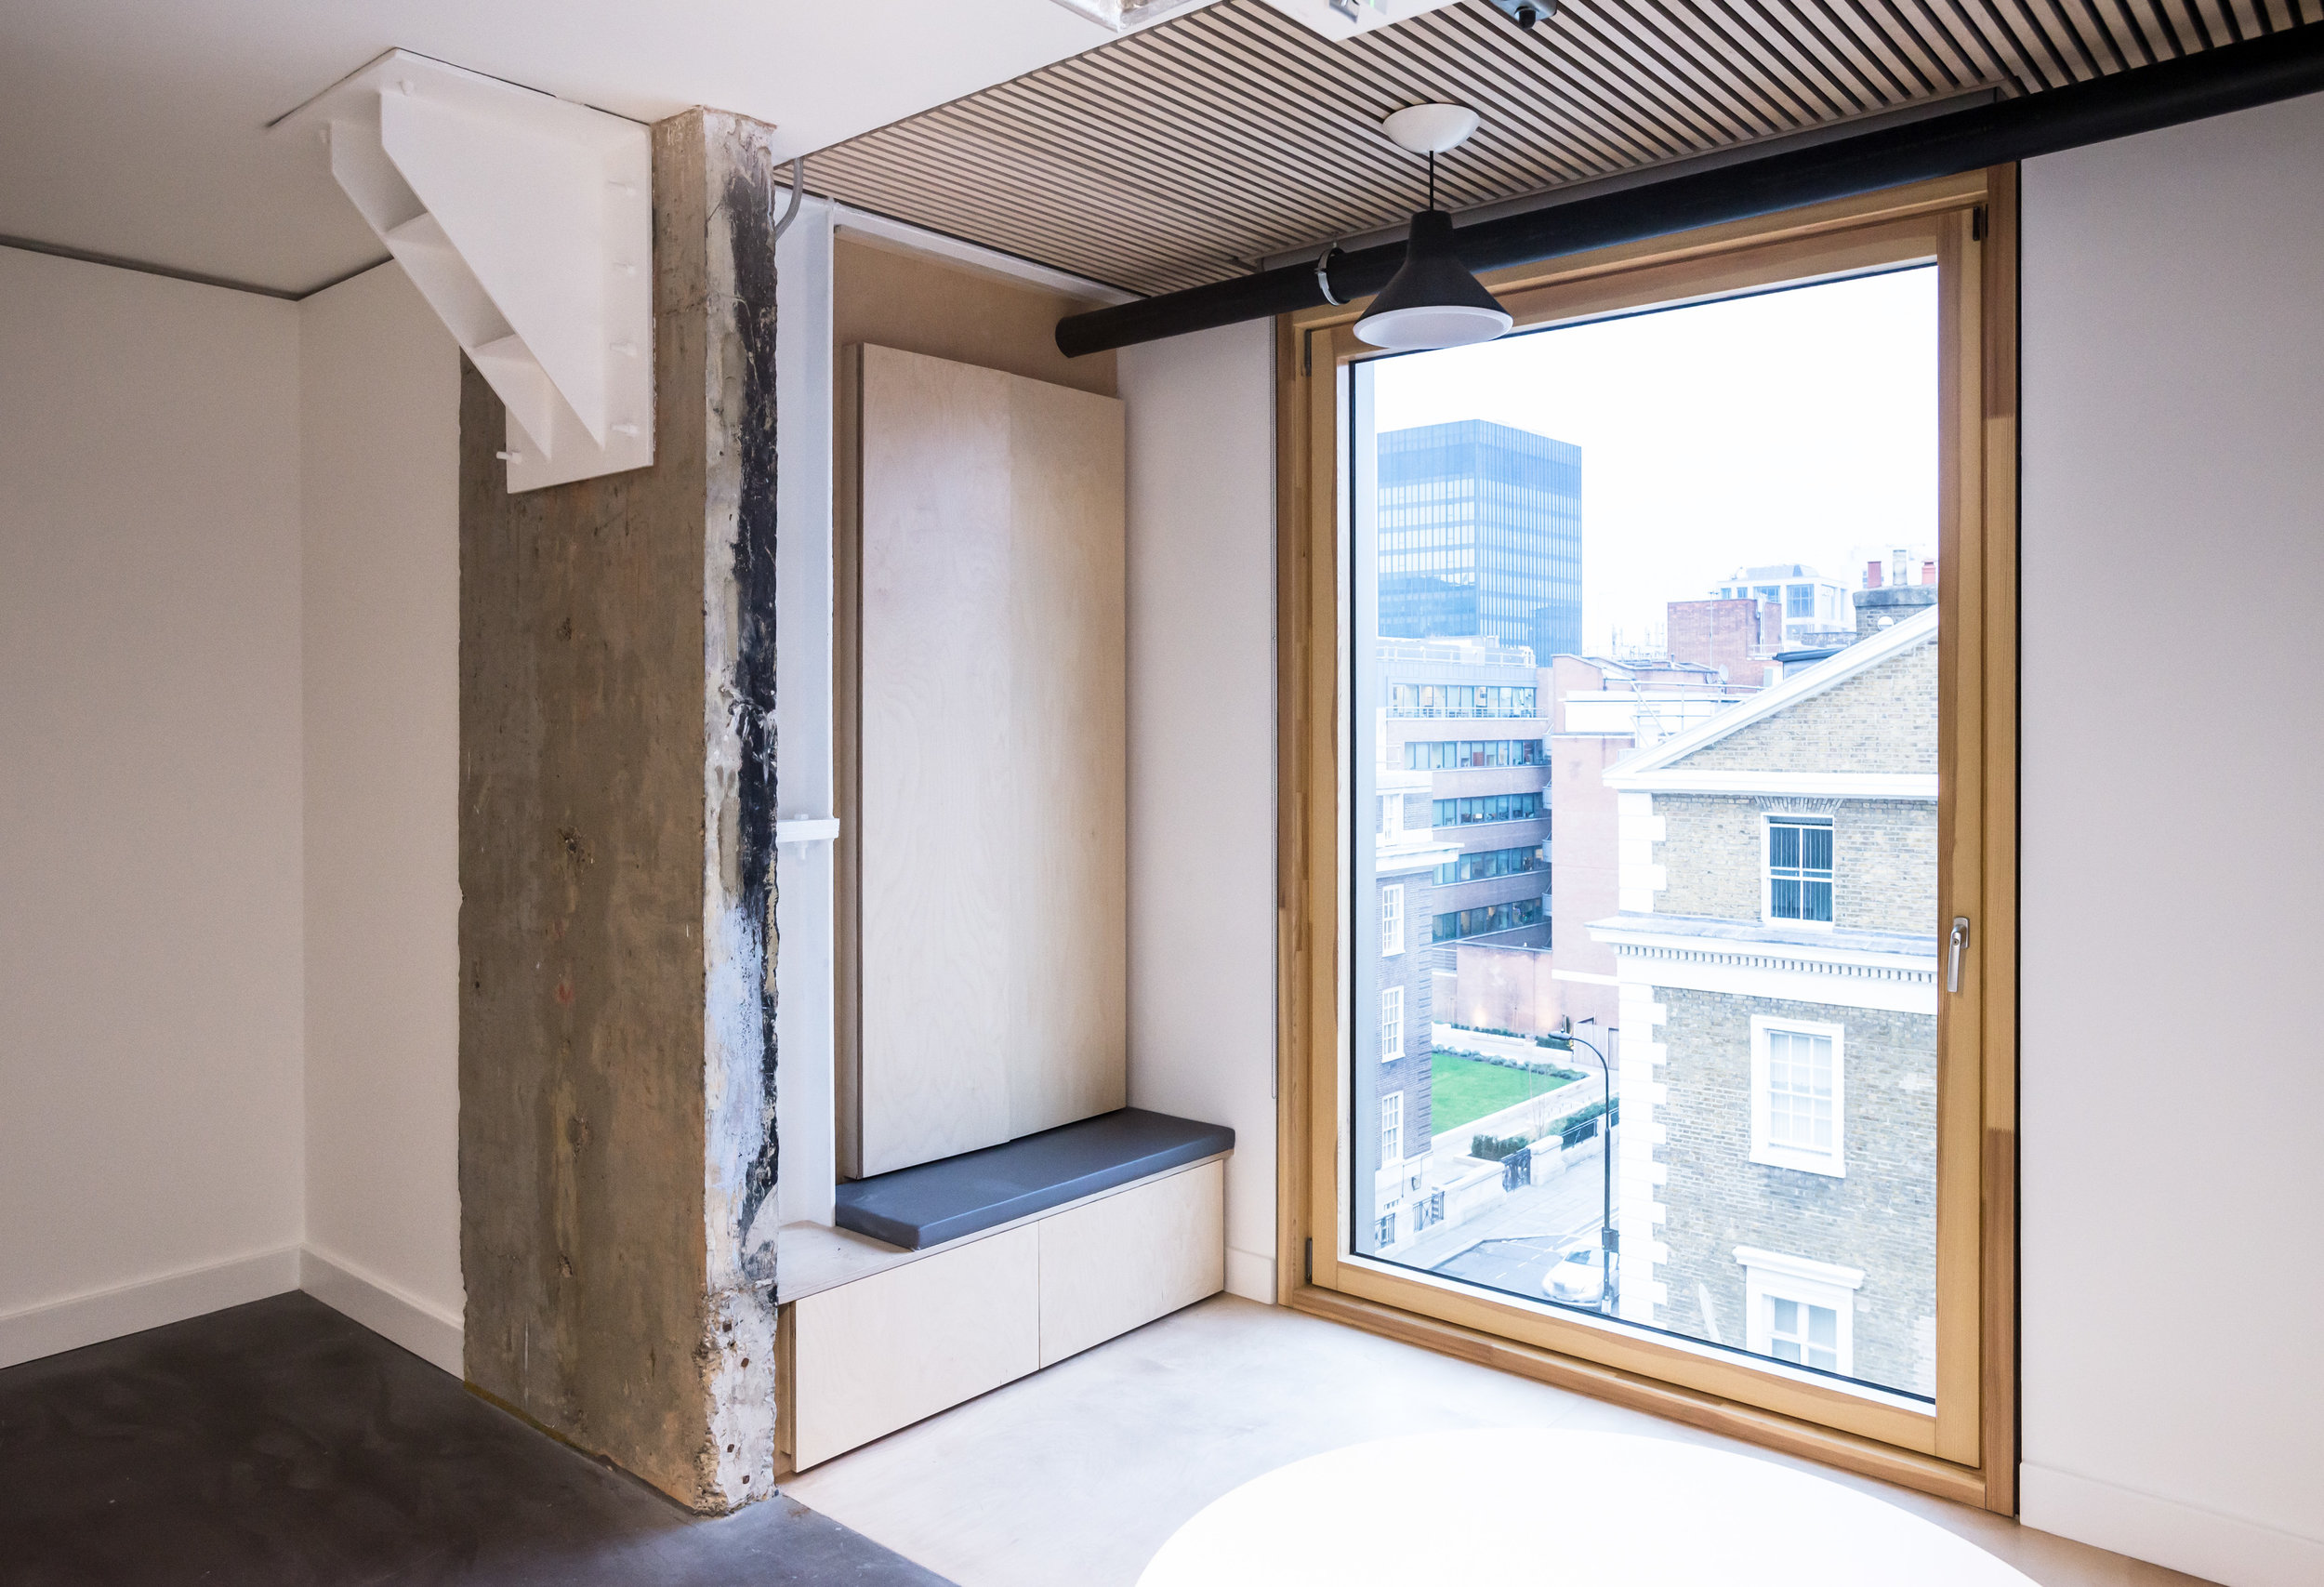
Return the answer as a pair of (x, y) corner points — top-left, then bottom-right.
(1389, 1138), (1612, 1284)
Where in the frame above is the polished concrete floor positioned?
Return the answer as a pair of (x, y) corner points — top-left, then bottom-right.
(0, 1293), (948, 1586)
(785, 1293), (2221, 1587)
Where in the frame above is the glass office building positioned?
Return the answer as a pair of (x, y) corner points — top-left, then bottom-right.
(1378, 419), (1583, 658)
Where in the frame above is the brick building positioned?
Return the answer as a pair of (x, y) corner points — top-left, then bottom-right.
(1590, 605), (1940, 1396)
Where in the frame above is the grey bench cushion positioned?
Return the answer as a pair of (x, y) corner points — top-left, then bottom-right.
(834, 1108), (1235, 1250)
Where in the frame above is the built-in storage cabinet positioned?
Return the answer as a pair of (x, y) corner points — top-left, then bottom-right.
(838, 342), (1128, 1181)
(785, 1159), (1225, 1471)
(791, 291), (1221, 1478)
(789, 1225), (1041, 1471)
(1037, 1161), (1226, 1368)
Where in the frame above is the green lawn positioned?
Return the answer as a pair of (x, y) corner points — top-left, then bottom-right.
(1429, 1052), (1578, 1138)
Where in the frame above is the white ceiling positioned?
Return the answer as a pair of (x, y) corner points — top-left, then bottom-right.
(0, 0), (1178, 296)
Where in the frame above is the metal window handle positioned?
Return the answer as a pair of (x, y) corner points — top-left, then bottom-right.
(1948, 917), (1970, 994)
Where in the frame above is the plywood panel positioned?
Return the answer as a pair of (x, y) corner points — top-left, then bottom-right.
(850, 343), (1127, 1177)
(1037, 1161), (1224, 1368)
(790, 1223), (1039, 1469)
(854, 345), (1016, 1175)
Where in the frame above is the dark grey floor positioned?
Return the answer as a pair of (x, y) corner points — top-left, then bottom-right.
(0, 1293), (952, 1586)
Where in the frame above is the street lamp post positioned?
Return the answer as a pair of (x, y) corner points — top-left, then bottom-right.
(1540, 1019), (1616, 1314)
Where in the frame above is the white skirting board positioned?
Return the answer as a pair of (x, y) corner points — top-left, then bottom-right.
(0, 1245), (300, 1369)
(298, 1245), (465, 1378)
(0, 1244), (464, 1378)
(2020, 1463), (2324, 1587)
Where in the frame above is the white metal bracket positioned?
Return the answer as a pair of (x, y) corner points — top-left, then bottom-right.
(1256, 0), (1464, 40)
(274, 50), (653, 493)
(774, 817), (841, 849)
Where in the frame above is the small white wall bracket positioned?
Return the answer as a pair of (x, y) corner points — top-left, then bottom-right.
(774, 817), (841, 849)
(274, 49), (653, 493)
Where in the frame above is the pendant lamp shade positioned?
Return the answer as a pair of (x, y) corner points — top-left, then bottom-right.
(1353, 209), (1512, 351)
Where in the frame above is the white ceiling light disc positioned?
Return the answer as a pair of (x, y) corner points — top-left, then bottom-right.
(1382, 103), (1481, 154)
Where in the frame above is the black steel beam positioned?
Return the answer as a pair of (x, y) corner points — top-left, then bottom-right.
(1056, 23), (2324, 358)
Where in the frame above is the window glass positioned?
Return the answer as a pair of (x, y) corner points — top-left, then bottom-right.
(1347, 268), (1941, 1403)
(1767, 818), (1834, 924)
(1767, 1030), (1835, 1152)
(1380, 986), (1405, 1061)
(1771, 1298), (1841, 1371)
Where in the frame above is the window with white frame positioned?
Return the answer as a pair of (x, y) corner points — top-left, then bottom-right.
(1750, 1015), (1844, 1175)
(1380, 1091), (1404, 1164)
(1764, 815), (1833, 925)
(1380, 883), (1405, 957)
(1736, 1246), (1862, 1378)
(1380, 985), (1406, 1062)
(1381, 790), (1404, 839)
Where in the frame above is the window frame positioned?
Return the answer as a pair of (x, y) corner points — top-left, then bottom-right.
(1380, 882), (1406, 957)
(1379, 985), (1405, 1062)
(1737, 1246), (1866, 1379)
(1274, 170), (2020, 1512)
(1763, 814), (1836, 929)
(1750, 1014), (1847, 1177)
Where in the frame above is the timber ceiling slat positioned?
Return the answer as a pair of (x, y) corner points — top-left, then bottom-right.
(804, 0), (2322, 298)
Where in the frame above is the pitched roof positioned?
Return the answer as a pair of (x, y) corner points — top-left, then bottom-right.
(1601, 603), (1937, 797)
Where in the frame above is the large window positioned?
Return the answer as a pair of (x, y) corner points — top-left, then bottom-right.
(1284, 174), (2017, 1506)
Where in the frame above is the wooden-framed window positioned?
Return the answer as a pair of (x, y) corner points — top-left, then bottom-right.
(1274, 171), (2019, 1512)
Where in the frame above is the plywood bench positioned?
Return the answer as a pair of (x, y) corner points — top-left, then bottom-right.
(778, 1109), (1234, 1471)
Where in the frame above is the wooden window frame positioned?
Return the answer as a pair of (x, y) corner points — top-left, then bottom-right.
(1273, 169), (2020, 1513)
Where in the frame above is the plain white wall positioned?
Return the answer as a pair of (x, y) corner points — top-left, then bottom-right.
(2021, 91), (2324, 1587)
(1119, 319), (1279, 1303)
(297, 261), (464, 1373)
(0, 245), (306, 1366)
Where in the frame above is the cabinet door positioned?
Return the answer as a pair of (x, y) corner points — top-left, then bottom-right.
(790, 1224), (1039, 1470)
(1038, 1161), (1225, 1367)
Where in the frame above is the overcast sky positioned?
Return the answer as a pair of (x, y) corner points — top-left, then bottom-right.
(1371, 265), (1939, 656)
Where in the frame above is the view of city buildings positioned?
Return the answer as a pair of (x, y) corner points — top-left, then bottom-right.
(1378, 419), (1583, 659)
(1356, 406), (1945, 1399)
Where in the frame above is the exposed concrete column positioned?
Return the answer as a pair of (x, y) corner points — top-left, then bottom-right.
(458, 106), (781, 1514)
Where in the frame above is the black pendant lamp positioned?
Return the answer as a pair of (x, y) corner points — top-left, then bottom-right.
(1354, 105), (1512, 352)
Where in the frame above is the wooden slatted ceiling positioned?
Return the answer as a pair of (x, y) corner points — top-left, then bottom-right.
(808, 0), (2323, 297)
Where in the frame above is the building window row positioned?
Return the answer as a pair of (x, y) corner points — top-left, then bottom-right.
(1433, 792), (1543, 827)
(1433, 844), (1543, 885)
(1387, 682), (1538, 719)
(1405, 738), (1545, 770)
(1431, 897), (1546, 943)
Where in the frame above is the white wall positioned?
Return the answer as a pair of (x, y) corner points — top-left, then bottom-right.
(1119, 319), (1279, 1303)
(297, 262), (464, 1373)
(2021, 91), (2324, 1587)
(0, 246), (305, 1366)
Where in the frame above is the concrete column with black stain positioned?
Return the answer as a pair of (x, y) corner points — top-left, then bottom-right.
(457, 107), (782, 1513)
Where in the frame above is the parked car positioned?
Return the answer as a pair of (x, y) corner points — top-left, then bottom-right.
(1542, 1240), (1608, 1307)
